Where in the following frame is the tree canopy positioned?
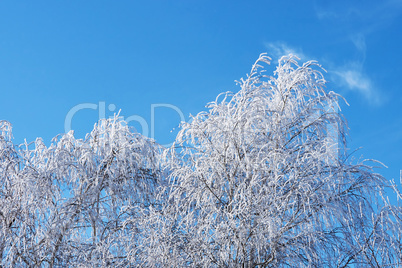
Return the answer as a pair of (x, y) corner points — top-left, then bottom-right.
(1, 54), (401, 267)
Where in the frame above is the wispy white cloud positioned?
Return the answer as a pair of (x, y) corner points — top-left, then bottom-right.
(264, 41), (306, 61)
(336, 70), (370, 92)
(332, 67), (381, 105)
(350, 33), (366, 56)
(315, 0), (402, 33)
(332, 34), (382, 105)
(315, 9), (338, 20)
(264, 40), (383, 105)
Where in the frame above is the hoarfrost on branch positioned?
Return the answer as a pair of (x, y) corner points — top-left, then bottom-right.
(1, 54), (401, 267)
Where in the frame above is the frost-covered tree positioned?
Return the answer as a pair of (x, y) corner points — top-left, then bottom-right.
(1, 54), (401, 267)
(0, 118), (163, 267)
(132, 54), (402, 267)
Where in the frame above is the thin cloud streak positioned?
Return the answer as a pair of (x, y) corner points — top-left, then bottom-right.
(350, 33), (366, 57)
(265, 42), (306, 61)
(315, 0), (402, 35)
(332, 67), (381, 105)
(264, 41), (382, 105)
(332, 34), (382, 105)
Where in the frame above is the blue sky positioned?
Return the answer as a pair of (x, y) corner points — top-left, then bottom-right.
(0, 1), (401, 186)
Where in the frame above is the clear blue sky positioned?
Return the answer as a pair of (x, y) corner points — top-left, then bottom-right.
(0, 1), (401, 185)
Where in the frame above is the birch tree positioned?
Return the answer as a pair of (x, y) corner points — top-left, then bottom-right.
(133, 54), (402, 267)
(0, 117), (163, 267)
